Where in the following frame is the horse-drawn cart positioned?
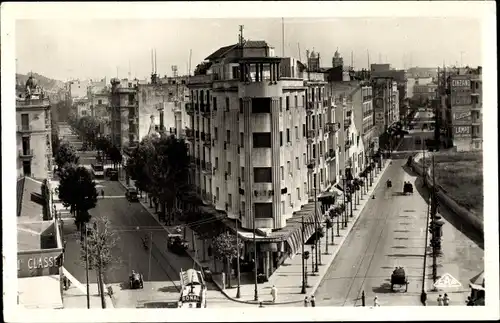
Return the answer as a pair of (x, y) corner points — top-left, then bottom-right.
(391, 267), (409, 292)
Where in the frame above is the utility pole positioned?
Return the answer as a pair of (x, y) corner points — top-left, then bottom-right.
(236, 220), (241, 298)
(148, 231), (152, 281)
(94, 222), (106, 309)
(421, 194), (431, 305)
(314, 186), (319, 271)
(430, 154), (439, 283)
(301, 215), (306, 294)
(253, 202), (258, 301)
(85, 225), (90, 309)
(282, 18), (285, 57)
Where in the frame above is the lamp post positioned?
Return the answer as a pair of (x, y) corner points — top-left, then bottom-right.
(421, 196), (431, 305)
(325, 218), (332, 254)
(253, 207), (258, 301)
(236, 220), (241, 298)
(314, 186), (322, 266)
(85, 223), (90, 309)
(301, 215), (307, 294)
(303, 251), (310, 288)
(310, 245), (316, 275)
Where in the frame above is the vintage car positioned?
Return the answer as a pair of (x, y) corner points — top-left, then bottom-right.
(167, 233), (189, 255)
(391, 267), (409, 292)
(125, 187), (139, 202)
(129, 271), (144, 289)
(403, 182), (414, 195)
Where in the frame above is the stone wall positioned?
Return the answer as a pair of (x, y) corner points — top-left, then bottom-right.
(411, 159), (483, 235)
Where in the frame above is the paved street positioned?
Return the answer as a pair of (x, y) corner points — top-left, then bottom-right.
(315, 159), (430, 306)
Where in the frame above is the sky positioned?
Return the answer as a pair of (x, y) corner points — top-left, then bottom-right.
(15, 15), (483, 82)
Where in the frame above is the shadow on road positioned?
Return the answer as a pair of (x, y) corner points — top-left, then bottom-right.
(413, 176), (484, 249)
(372, 283), (393, 294)
(394, 237), (409, 240)
(142, 301), (178, 308)
(392, 246), (409, 249)
(394, 230), (410, 233)
(157, 285), (179, 293)
(387, 254), (424, 258)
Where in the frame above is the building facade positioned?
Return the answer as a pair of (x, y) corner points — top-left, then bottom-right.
(109, 78), (139, 148)
(16, 76), (53, 180)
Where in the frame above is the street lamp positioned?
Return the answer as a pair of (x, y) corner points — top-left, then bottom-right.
(324, 218), (332, 254)
(310, 245), (316, 275)
(301, 214), (307, 294)
(84, 223), (91, 309)
(236, 220), (241, 299)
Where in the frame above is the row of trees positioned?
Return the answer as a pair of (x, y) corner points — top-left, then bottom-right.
(68, 114), (105, 151)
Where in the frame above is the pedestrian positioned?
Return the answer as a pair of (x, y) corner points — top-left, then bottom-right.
(207, 245), (213, 258)
(437, 294), (444, 306)
(270, 285), (278, 303)
(310, 295), (316, 307)
(101, 189), (105, 198)
(304, 296), (310, 307)
(466, 296), (474, 306)
(443, 293), (450, 306)
(373, 295), (380, 307)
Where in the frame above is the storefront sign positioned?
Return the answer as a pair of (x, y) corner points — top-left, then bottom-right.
(453, 125), (471, 138)
(451, 79), (471, 88)
(18, 250), (62, 278)
(181, 294), (200, 303)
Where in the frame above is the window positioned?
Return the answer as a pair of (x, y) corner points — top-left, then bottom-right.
(288, 193), (292, 206)
(228, 194), (232, 209)
(253, 133), (272, 148)
(21, 114), (29, 128)
(254, 167), (272, 183)
(297, 188), (301, 200)
(320, 142), (323, 155)
(280, 97), (283, 112)
(241, 201), (245, 216)
(227, 130), (231, 143)
(214, 127), (218, 139)
(287, 161), (291, 175)
(255, 203), (273, 218)
(312, 116), (316, 129)
(295, 126), (299, 139)
(303, 153), (306, 165)
(302, 95), (305, 107)
(280, 166), (284, 180)
(296, 157), (300, 170)
(226, 97), (230, 111)
(239, 98), (243, 113)
(318, 115), (322, 127)
(320, 169), (324, 183)
(241, 167), (245, 181)
(22, 161), (31, 176)
(252, 97), (271, 113)
(240, 133), (244, 147)
(216, 187), (220, 201)
(281, 201), (285, 214)
(286, 129), (290, 143)
(98, 99), (102, 105)
(302, 124), (306, 137)
(213, 97), (217, 110)
(280, 132), (283, 146)
(232, 66), (240, 79)
(313, 145), (316, 158)
(215, 157), (219, 169)
(286, 96), (290, 110)
(227, 162), (232, 175)
(295, 95), (298, 108)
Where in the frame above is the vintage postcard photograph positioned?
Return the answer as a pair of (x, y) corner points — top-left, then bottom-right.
(1, 1), (498, 322)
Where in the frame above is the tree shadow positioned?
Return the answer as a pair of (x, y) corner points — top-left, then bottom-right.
(392, 192), (406, 197)
(372, 283), (393, 294)
(380, 266), (394, 269)
(394, 237), (409, 240)
(394, 230), (410, 233)
(402, 165), (419, 177)
(119, 282), (130, 290)
(387, 253), (424, 258)
(392, 246), (408, 249)
(157, 285), (180, 293)
(399, 222), (412, 226)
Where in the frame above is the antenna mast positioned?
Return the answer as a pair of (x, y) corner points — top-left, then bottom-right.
(367, 49), (370, 69)
(188, 49), (193, 77)
(154, 49), (157, 75)
(298, 43), (302, 62)
(351, 51), (354, 69)
(281, 18), (285, 57)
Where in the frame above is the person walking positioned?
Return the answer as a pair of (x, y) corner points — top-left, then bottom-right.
(466, 296), (474, 306)
(270, 285), (278, 303)
(304, 296), (310, 307)
(101, 189), (105, 198)
(373, 295), (380, 307)
(437, 294), (444, 306)
(443, 293), (450, 306)
(310, 295), (316, 307)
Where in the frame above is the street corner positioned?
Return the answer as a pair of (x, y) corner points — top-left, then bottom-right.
(109, 281), (180, 308)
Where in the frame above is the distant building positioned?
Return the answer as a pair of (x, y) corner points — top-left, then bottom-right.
(88, 80), (111, 135)
(438, 66), (482, 151)
(16, 76), (53, 180)
(68, 79), (91, 99)
(332, 49), (343, 68)
(109, 78), (139, 148)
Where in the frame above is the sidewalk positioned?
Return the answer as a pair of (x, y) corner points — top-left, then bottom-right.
(121, 160), (391, 305)
(62, 267), (115, 309)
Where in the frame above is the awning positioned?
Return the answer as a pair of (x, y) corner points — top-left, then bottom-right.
(18, 275), (63, 309)
(284, 202), (323, 257)
(469, 270), (485, 291)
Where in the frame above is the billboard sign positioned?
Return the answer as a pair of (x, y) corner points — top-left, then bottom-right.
(453, 125), (471, 138)
(451, 79), (471, 88)
(18, 249), (63, 278)
(453, 110), (472, 124)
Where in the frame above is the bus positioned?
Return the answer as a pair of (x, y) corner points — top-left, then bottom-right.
(91, 163), (104, 178)
(178, 268), (207, 308)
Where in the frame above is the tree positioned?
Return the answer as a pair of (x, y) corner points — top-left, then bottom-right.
(77, 215), (120, 309)
(76, 116), (103, 149)
(107, 145), (123, 169)
(212, 232), (243, 288)
(96, 136), (112, 161)
(58, 165), (98, 234)
(41, 179), (51, 221)
(55, 142), (79, 170)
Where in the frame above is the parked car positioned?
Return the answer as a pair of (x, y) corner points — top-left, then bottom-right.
(108, 169), (119, 181)
(125, 187), (139, 202)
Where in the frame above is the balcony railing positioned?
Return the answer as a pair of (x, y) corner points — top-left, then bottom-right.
(202, 104), (211, 117)
(363, 95), (372, 102)
(345, 140), (352, 149)
(325, 122), (339, 133)
(203, 161), (213, 174)
(19, 149), (34, 158)
(306, 102), (314, 114)
(17, 125), (33, 133)
(186, 129), (194, 140)
(203, 133), (211, 146)
(344, 119), (352, 129)
(195, 130), (200, 140)
(326, 149), (336, 161)
(306, 130), (316, 139)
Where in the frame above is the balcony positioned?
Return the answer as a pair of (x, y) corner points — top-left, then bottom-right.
(186, 129), (194, 140)
(344, 119), (352, 129)
(203, 133), (211, 146)
(325, 122), (339, 134)
(17, 125), (33, 134)
(345, 140), (352, 149)
(202, 161), (213, 175)
(326, 149), (336, 162)
(19, 149), (34, 159)
(200, 132), (206, 141)
(195, 130), (200, 141)
(363, 95), (372, 102)
(202, 104), (211, 118)
(472, 133), (481, 139)
(186, 103), (194, 115)
(16, 97), (51, 109)
(307, 159), (316, 172)
(306, 102), (314, 115)
(201, 190), (213, 204)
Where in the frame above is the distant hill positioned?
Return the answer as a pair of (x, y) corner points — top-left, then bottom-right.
(16, 72), (66, 92)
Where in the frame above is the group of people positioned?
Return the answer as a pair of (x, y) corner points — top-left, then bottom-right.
(437, 293), (451, 306)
